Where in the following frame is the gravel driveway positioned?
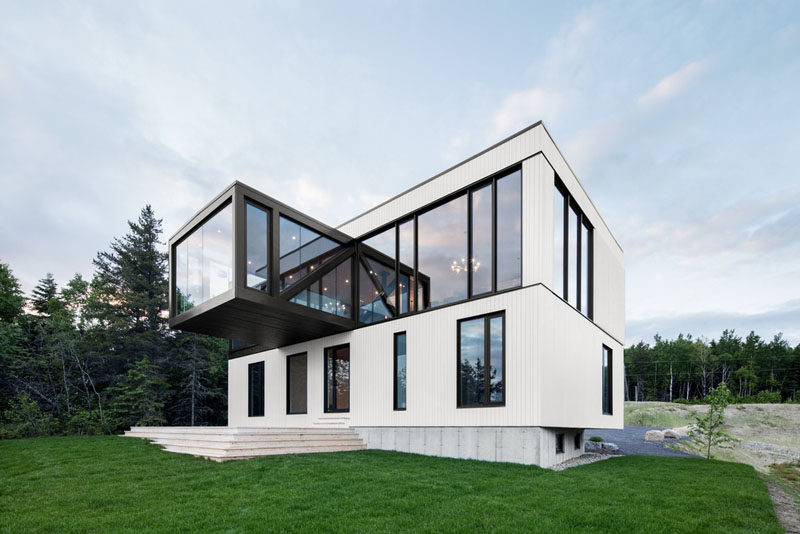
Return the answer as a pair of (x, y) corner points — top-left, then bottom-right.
(585, 426), (699, 458)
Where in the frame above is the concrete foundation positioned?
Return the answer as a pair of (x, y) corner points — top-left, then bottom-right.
(354, 426), (585, 468)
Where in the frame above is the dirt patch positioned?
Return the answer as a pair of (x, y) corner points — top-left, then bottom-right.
(764, 477), (800, 533)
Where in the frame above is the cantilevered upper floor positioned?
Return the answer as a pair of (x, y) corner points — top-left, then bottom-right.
(168, 122), (625, 351)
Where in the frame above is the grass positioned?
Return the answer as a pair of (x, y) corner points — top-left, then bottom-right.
(0, 436), (783, 533)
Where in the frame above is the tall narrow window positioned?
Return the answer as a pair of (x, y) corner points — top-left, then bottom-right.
(581, 220), (591, 316)
(496, 169), (521, 291)
(602, 345), (613, 415)
(553, 187), (565, 298)
(457, 312), (505, 407)
(325, 345), (350, 412)
(568, 204), (579, 309)
(470, 184), (492, 296)
(287, 353), (307, 414)
(246, 203), (269, 291)
(394, 332), (407, 410)
(398, 219), (415, 313)
(248, 361), (264, 417)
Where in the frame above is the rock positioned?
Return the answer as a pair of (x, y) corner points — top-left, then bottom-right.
(584, 441), (601, 452)
(600, 442), (620, 453)
(663, 429), (679, 439)
(672, 426), (691, 438)
(645, 430), (664, 442)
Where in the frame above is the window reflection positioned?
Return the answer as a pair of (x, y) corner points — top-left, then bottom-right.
(553, 187), (565, 298)
(581, 220), (591, 316)
(394, 333), (406, 410)
(418, 194), (467, 308)
(325, 345), (350, 412)
(175, 203), (233, 314)
(289, 258), (352, 318)
(458, 313), (504, 407)
(398, 219), (415, 313)
(496, 170), (521, 290)
(359, 261), (393, 323)
(471, 184), (492, 295)
(568, 204), (579, 308)
(246, 203), (269, 291)
(280, 216), (341, 291)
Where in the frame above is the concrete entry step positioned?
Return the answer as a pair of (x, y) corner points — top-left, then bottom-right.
(122, 426), (365, 461)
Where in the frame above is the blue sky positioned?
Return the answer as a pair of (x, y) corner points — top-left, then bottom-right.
(1, 1), (798, 345)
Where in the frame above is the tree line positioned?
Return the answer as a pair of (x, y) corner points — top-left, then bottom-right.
(625, 331), (800, 403)
(0, 206), (228, 438)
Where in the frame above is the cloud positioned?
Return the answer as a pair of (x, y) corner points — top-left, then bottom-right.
(638, 59), (710, 106)
(490, 88), (565, 140)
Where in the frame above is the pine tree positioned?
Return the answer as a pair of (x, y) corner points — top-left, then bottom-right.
(108, 355), (167, 428)
(30, 273), (62, 316)
(0, 261), (25, 323)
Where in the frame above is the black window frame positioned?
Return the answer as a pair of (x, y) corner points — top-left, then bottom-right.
(602, 345), (613, 415)
(554, 177), (593, 319)
(324, 343), (350, 413)
(286, 352), (308, 415)
(456, 310), (506, 408)
(394, 331), (407, 411)
(574, 431), (582, 451)
(356, 165), (522, 323)
(247, 361), (265, 417)
(556, 432), (565, 454)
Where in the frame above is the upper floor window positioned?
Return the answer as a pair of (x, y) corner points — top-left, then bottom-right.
(246, 202), (269, 291)
(457, 312), (505, 407)
(279, 216), (342, 292)
(174, 202), (233, 314)
(553, 180), (592, 318)
(359, 167), (522, 318)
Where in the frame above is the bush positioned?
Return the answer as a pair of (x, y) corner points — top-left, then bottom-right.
(588, 436), (603, 442)
(754, 390), (782, 404)
(0, 392), (57, 438)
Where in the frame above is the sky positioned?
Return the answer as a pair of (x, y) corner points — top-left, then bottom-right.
(1, 1), (799, 346)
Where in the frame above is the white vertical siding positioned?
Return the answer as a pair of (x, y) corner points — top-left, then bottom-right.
(229, 285), (623, 431)
(522, 154), (554, 288)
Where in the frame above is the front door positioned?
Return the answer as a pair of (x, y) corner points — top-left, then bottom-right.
(324, 344), (350, 412)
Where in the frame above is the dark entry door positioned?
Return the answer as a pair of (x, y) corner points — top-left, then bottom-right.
(324, 344), (350, 412)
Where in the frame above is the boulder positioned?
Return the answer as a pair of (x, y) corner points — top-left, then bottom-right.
(663, 429), (679, 439)
(645, 430), (664, 442)
(600, 442), (620, 453)
(584, 441), (602, 452)
(672, 426), (691, 437)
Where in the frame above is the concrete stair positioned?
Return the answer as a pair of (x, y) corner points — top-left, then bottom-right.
(122, 426), (365, 461)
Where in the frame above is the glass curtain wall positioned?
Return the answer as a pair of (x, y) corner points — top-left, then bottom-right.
(246, 203), (269, 291)
(471, 184), (492, 295)
(290, 258), (352, 318)
(174, 203), (233, 314)
(280, 216), (341, 291)
(496, 170), (521, 290)
(417, 194), (468, 308)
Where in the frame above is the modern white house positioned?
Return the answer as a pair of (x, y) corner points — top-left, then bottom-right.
(149, 122), (624, 467)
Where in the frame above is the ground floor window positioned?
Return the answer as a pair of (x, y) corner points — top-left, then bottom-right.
(248, 361), (264, 417)
(602, 345), (613, 415)
(325, 344), (350, 412)
(287, 353), (307, 414)
(556, 433), (565, 454)
(574, 432), (582, 450)
(394, 332), (407, 410)
(457, 311), (505, 407)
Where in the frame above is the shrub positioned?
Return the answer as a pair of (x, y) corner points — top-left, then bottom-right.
(588, 436), (603, 442)
(754, 390), (782, 404)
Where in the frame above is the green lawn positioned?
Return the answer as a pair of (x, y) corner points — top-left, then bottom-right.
(0, 436), (782, 533)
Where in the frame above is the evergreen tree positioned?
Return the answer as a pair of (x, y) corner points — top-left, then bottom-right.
(108, 355), (167, 428)
(0, 261), (25, 323)
(30, 273), (62, 316)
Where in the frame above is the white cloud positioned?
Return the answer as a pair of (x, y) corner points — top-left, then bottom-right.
(490, 88), (565, 140)
(638, 59), (710, 106)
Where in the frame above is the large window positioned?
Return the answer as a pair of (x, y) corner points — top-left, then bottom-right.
(246, 202), (269, 291)
(362, 167), (521, 318)
(280, 216), (341, 291)
(418, 194), (468, 308)
(324, 344), (350, 412)
(602, 345), (613, 415)
(553, 180), (593, 318)
(248, 361), (264, 417)
(290, 257), (352, 318)
(394, 332), (407, 411)
(495, 169), (522, 290)
(457, 312), (504, 407)
(174, 203), (233, 314)
(287, 353), (307, 414)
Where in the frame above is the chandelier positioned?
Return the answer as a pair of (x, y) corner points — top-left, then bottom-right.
(451, 257), (480, 274)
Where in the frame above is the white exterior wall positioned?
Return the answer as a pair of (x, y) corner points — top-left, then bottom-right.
(229, 286), (623, 431)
